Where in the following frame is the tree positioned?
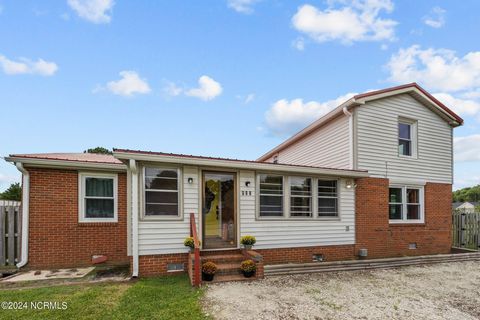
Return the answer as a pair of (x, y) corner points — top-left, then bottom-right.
(453, 184), (480, 202)
(0, 182), (22, 201)
(84, 147), (112, 155)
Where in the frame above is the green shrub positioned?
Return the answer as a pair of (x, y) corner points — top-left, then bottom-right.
(183, 237), (201, 249)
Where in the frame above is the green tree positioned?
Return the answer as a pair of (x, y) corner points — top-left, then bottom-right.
(84, 147), (112, 155)
(0, 182), (22, 201)
(453, 184), (480, 202)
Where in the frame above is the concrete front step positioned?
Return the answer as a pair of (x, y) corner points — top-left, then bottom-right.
(265, 252), (480, 276)
(215, 263), (243, 276)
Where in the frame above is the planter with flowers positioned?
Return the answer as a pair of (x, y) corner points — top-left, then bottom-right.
(240, 235), (256, 250)
(240, 259), (257, 278)
(202, 261), (218, 281)
(184, 236), (201, 252)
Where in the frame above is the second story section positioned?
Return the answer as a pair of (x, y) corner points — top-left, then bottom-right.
(258, 83), (463, 184)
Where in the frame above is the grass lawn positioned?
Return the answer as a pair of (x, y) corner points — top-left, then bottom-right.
(0, 275), (209, 320)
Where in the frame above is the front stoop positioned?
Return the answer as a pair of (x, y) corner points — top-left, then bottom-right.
(189, 249), (264, 285)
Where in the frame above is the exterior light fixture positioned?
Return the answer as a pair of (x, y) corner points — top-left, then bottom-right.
(188, 177), (193, 184)
(345, 179), (356, 189)
(245, 181), (251, 187)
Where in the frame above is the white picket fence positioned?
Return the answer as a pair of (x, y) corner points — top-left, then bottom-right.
(0, 201), (21, 266)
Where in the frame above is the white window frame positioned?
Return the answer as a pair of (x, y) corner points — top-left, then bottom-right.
(141, 166), (183, 220)
(289, 176), (313, 218)
(78, 172), (118, 223)
(398, 118), (417, 158)
(257, 173), (285, 218)
(317, 179), (339, 218)
(256, 173), (342, 220)
(389, 185), (424, 224)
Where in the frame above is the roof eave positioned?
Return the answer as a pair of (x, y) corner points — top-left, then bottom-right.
(113, 151), (369, 178)
(4, 156), (127, 171)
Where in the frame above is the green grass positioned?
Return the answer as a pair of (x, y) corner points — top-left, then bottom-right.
(0, 275), (209, 320)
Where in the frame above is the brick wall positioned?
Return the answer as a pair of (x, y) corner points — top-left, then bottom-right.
(257, 245), (355, 264)
(137, 253), (188, 277)
(355, 177), (452, 258)
(27, 167), (128, 268)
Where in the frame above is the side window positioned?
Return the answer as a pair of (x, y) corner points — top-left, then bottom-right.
(79, 173), (117, 222)
(144, 167), (180, 217)
(259, 174), (284, 217)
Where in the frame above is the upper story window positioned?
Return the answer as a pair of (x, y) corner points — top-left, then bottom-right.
(318, 180), (338, 217)
(259, 174), (284, 217)
(79, 172), (118, 222)
(398, 119), (416, 157)
(290, 177), (312, 217)
(144, 167), (180, 217)
(389, 185), (423, 223)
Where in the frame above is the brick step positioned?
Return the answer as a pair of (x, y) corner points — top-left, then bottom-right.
(208, 274), (258, 283)
(201, 254), (246, 264)
(215, 263), (243, 276)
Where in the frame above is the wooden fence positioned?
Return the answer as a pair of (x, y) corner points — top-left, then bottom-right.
(0, 201), (22, 266)
(452, 209), (480, 251)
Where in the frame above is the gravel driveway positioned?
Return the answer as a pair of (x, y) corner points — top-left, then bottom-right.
(202, 261), (480, 320)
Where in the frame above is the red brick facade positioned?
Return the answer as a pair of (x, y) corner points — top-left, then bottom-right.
(354, 177), (452, 258)
(25, 168), (452, 273)
(27, 167), (128, 268)
(258, 245), (355, 264)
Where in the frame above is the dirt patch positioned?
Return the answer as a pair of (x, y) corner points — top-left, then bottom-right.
(202, 261), (480, 320)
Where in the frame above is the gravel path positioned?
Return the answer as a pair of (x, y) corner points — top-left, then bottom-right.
(202, 261), (480, 320)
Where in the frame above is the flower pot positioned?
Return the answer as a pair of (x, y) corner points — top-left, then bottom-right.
(243, 245), (253, 250)
(202, 273), (215, 281)
(242, 270), (255, 278)
(189, 247), (194, 253)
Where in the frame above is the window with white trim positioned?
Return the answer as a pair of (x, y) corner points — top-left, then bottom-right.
(79, 173), (117, 222)
(398, 120), (416, 156)
(144, 167), (180, 216)
(389, 186), (423, 222)
(259, 174), (284, 217)
(318, 180), (338, 217)
(290, 177), (312, 217)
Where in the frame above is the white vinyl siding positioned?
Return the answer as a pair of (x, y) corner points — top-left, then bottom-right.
(267, 115), (350, 169)
(138, 166), (199, 255)
(355, 94), (453, 183)
(241, 171), (355, 249)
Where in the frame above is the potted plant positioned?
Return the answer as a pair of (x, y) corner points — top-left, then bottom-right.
(202, 261), (217, 281)
(240, 259), (256, 278)
(184, 237), (201, 252)
(240, 235), (256, 250)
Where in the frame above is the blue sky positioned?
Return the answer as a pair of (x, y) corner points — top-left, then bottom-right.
(1, 0), (479, 191)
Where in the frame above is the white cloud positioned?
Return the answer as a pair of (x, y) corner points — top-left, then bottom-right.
(163, 81), (183, 97)
(265, 93), (355, 136)
(227, 0), (259, 14)
(432, 93), (480, 117)
(185, 75), (223, 101)
(454, 134), (480, 162)
(423, 6), (446, 28)
(67, 0), (114, 24)
(386, 45), (480, 92)
(244, 93), (255, 104)
(292, 37), (305, 51)
(292, 0), (397, 45)
(106, 71), (151, 97)
(0, 55), (58, 76)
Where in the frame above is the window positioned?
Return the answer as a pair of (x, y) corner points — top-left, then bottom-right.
(389, 186), (423, 222)
(290, 177), (312, 217)
(144, 167), (180, 217)
(398, 121), (414, 156)
(318, 180), (338, 217)
(259, 174), (284, 217)
(79, 173), (117, 222)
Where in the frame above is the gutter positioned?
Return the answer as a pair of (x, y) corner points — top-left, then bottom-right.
(342, 106), (354, 170)
(15, 162), (29, 268)
(128, 159), (139, 278)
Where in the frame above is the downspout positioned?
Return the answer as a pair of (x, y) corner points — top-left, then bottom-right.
(15, 162), (29, 268)
(128, 159), (139, 278)
(343, 106), (354, 170)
